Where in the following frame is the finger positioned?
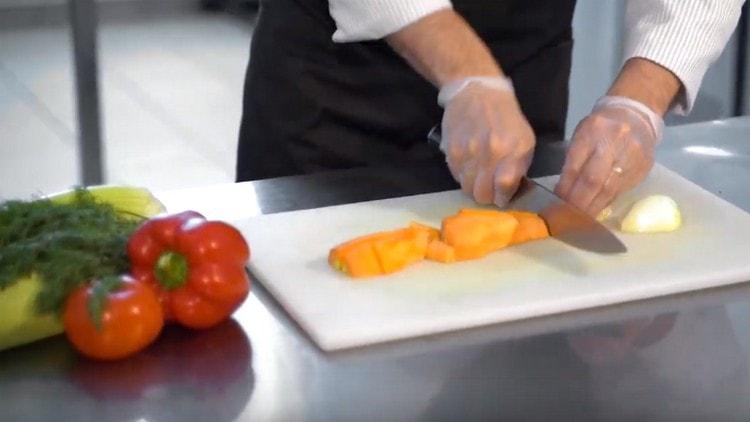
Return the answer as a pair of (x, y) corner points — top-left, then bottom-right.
(442, 121), (474, 164)
(487, 133), (514, 161)
(444, 139), (467, 185)
(445, 137), (466, 165)
(493, 160), (524, 207)
(618, 139), (652, 192)
(587, 132), (648, 215)
(466, 136), (482, 157)
(460, 161), (479, 197)
(584, 136), (640, 215)
(566, 146), (615, 212)
(472, 166), (495, 204)
(586, 169), (622, 216)
(444, 159), (462, 186)
(555, 136), (594, 198)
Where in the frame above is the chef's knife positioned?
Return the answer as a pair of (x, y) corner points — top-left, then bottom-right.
(427, 125), (627, 254)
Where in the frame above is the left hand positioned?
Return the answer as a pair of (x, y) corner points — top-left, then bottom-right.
(555, 96), (664, 216)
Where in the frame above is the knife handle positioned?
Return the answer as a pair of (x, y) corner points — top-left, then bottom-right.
(427, 125), (442, 149)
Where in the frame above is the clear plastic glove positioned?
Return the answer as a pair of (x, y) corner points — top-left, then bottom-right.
(439, 76), (535, 206)
(555, 96), (664, 216)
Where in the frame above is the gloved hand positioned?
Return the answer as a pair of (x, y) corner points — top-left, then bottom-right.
(555, 96), (664, 216)
(439, 76), (536, 206)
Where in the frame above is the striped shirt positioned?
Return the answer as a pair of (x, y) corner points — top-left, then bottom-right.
(327, 0), (745, 114)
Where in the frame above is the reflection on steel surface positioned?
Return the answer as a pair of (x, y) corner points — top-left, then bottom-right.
(683, 145), (734, 157)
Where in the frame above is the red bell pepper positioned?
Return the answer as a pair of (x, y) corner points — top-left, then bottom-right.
(126, 211), (251, 329)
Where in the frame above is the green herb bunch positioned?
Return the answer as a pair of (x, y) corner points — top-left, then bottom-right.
(0, 189), (143, 314)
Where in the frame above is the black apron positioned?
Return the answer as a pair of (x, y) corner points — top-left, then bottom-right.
(236, 0), (577, 182)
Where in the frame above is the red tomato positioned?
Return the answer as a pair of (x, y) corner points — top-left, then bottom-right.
(63, 275), (164, 361)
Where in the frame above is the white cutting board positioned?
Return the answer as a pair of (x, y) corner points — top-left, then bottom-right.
(233, 164), (750, 351)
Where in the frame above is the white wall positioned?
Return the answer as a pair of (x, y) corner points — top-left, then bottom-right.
(567, 0), (625, 137)
(667, 33), (738, 125)
(568, 0), (740, 136)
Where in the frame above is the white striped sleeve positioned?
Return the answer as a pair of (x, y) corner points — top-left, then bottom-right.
(328, 0), (453, 43)
(623, 0), (744, 115)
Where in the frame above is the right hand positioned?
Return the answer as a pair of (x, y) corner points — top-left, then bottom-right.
(440, 79), (536, 206)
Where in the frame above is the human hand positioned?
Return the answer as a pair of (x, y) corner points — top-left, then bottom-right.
(555, 96), (664, 216)
(439, 77), (535, 206)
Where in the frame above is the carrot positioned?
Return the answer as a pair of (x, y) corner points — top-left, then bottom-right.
(426, 239), (456, 263)
(329, 225), (431, 278)
(328, 236), (382, 278)
(441, 210), (519, 261)
(409, 221), (440, 242)
(507, 211), (549, 245)
(330, 209), (549, 278)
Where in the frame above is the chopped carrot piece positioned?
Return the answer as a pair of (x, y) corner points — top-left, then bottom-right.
(329, 209), (549, 278)
(441, 210), (518, 261)
(329, 225), (431, 278)
(426, 239), (456, 263)
(328, 238), (381, 278)
(373, 228), (429, 274)
(507, 211), (549, 245)
(409, 221), (440, 242)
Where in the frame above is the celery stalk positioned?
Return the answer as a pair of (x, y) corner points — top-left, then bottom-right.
(0, 274), (64, 351)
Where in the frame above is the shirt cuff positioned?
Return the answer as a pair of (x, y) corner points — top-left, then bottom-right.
(329, 0), (453, 43)
(623, 0), (743, 116)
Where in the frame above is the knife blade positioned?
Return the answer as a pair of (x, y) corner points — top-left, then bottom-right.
(427, 125), (627, 254)
(510, 177), (627, 254)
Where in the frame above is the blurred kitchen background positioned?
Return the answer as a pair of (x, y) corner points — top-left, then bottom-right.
(0, 0), (747, 200)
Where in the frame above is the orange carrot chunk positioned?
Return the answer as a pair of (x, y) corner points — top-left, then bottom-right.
(373, 228), (429, 274)
(507, 210), (550, 245)
(328, 237), (381, 278)
(409, 221), (440, 242)
(329, 210), (548, 278)
(441, 209), (519, 261)
(426, 239), (456, 263)
(329, 225), (431, 278)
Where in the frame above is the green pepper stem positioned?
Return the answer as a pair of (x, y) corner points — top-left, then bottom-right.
(154, 251), (188, 290)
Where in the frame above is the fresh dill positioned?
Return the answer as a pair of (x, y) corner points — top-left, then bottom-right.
(0, 189), (142, 315)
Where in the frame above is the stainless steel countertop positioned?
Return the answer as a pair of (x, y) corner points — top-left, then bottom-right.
(2, 117), (750, 421)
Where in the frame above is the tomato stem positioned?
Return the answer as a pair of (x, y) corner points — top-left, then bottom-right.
(154, 251), (188, 290)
